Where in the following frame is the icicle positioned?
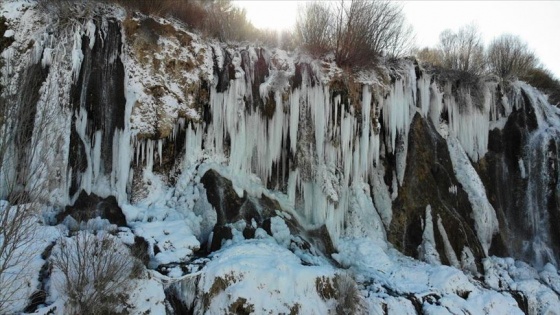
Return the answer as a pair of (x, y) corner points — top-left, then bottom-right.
(158, 139), (163, 166)
(92, 130), (102, 181)
(86, 19), (96, 49)
(518, 158), (526, 179)
(382, 77), (413, 153)
(71, 25), (84, 83)
(146, 140), (154, 172)
(418, 74), (431, 117)
(445, 83), (490, 161)
(140, 140), (145, 165)
(289, 88), (300, 154)
(41, 48), (53, 68)
(74, 108), (92, 195)
(429, 81), (443, 127)
(360, 85), (372, 178)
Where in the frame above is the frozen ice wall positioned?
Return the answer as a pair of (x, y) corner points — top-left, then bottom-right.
(3, 5), (559, 266)
(0, 13), (133, 206)
(508, 83), (560, 267)
(198, 51), (422, 238)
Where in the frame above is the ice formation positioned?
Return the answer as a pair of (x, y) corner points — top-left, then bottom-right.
(1, 1), (560, 314)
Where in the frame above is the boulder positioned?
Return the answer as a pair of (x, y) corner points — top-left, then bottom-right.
(57, 190), (127, 227)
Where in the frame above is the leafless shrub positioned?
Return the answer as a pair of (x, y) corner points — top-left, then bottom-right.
(50, 231), (135, 314)
(0, 203), (40, 313)
(167, 0), (208, 31)
(36, 0), (258, 43)
(415, 47), (444, 68)
(334, 0), (413, 61)
(488, 34), (537, 80)
(296, 1), (333, 56)
(36, 0), (96, 27)
(297, 0), (414, 67)
(204, 1), (257, 42)
(334, 272), (366, 315)
(438, 23), (485, 75)
(0, 32), (56, 312)
(256, 29), (297, 51)
(113, 0), (172, 16)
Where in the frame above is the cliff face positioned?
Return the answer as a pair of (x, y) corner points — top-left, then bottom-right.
(1, 2), (560, 314)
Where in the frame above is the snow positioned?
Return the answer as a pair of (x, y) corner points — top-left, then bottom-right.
(269, 216), (291, 247)
(448, 137), (498, 255)
(125, 276), (167, 314)
(484, 256), (560, 314)
(0, 1), (28, 20)
(1, 2), (559, 313)
(196, 239), (337, 314)
(335, 238), (526, 315)
(418, 205), (441, 265)
(131, 219), (200, 267)
(0, 203), (62, 313)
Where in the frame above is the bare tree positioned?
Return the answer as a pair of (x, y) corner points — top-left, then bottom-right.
(0, 203), (40, 312)
(336, 0), (414, 65)
(203, 0), (256, 42)
(488, 34), (537, 80)
(0, 18), (60, 312)
(296, 1), (333, 56)
(297, 0), (414, 66)
(51, 231), (135, 314)
(36, 0), (96, 27)
(438, 24), (485, 74)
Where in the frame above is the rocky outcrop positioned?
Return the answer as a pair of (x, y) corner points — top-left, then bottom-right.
(479, 87), (560, 267)
(200, 169), (336, 260)
(57, 190), (127, 227)
(68, 17), (126, 197)
(389, 114), (485, 270)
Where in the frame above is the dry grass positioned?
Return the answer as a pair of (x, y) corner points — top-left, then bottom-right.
(37, 0), (294, 48)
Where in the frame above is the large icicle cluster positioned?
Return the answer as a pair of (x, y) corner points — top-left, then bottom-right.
(4, 3), (560, 314)
(196, 50), (400, 238)
(3, 0), (558, 266)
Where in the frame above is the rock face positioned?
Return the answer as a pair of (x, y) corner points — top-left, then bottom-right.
(68, 17), (126, 197)
(390, 114), (485, 269)
(480, 88), (560, 267)
(200, 169), (336, 258)
(57, 190), (127, 227)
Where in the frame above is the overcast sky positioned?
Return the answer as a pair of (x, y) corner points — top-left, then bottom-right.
(235, 1), (560, 78)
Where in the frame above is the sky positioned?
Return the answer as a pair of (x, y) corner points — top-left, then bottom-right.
(234, 1), (560, 78)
